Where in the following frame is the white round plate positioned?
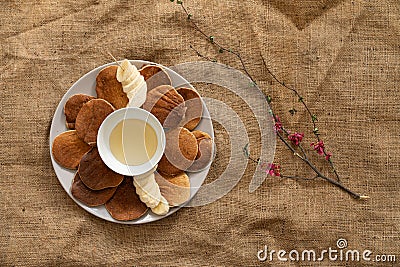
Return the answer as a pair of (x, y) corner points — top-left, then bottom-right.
(49, 60), (214, 224)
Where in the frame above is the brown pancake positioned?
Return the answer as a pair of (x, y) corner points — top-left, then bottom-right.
(105, 176), (148, 221)
(143, 85), (186, 129)
(176, 87), (203, 131)
(75, 99), (115, 146)
(187, 130), (213, 172)
(155, 172), (190, 207)
(64, 94), (95, 129)
(78, 147), (124, 190)
(139, 65), (172, 91)
(52, 130), (91, 169)
(71, 172), (117, 207)
(96, 65), (128, 109)
(192, 130), (211, 141)
(157, 127), (198, 176)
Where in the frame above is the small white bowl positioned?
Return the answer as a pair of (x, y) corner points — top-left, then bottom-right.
(97, 107), (165, 176)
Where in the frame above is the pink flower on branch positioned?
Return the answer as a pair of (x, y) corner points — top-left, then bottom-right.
(325, 152), (332, 161)
(311, 140), (325, 155)
(273, 115), (282, 133)
(267, 163), (281, 177)
(288, 132), (304, 146)
(174, 0), (368, 200)
(311, 140), (333, 161)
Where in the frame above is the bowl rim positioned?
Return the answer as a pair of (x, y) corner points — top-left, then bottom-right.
(97, 107), (166, 176)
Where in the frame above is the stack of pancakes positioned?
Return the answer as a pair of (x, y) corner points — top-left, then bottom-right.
(52, 62), (213, 221)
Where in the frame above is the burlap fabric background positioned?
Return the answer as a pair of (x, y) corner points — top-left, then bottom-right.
(1, 0), (399, 266)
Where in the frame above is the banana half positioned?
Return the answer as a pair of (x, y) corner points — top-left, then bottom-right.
(133, 167), (170, 215)
(116, 59), (147, 108)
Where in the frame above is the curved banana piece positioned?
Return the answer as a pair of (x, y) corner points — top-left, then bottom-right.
(123, 74), (144, 93)
(134, 177), (161, 203)
(116, 59), (147, 108)
(151, 196), (169, 216)
(133, 169), (166, 210)
(121, 70), (139, 87)
(135, 165), (158, 180)
(116, 59), (135, 82)
(134, 182), (157, 208)
(127, 81), (147, 107)
(135, 183), (159, 209)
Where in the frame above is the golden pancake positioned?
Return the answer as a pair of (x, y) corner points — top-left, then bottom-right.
(192, 130), (211, 142)
(75, 99), (115, 146)
(157, 127), (198, 176)
(78, 147), (124, 190)
(64, 94), (95, 129)
(187, 130), (213, 172)
(71, 172), (117, 207)
(143, 85), (186, 129)
(139, 65), (172, 91)
(105, 176), (148, 221)
(176, 87), (203, 131)
(155, 172), (190, 207)
(96, 65), (128, 109)
(52, 130), (91, 169)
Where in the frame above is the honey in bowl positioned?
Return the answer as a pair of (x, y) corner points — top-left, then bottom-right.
(109, 119), (158, 166)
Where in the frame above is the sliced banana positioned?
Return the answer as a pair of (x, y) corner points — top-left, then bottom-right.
(134, 176), (161, 202)
(134, 182), (156, 207)
(126, 80), (145, 100)
(133, 171), (166, 210)
(135, 184), (160, 209)
(151, 196), (169, 216)
(135, 165), (158, 179)
(116, 59), (147, 108)
(121, 70), (139, 87)
(144, 184), (161, 202)
(127, 82), (147, 107)
(116, 59), (135, 82)
(123, 74), (144, 93)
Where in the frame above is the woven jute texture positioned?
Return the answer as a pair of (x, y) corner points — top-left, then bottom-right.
(1, 0), (399, 266)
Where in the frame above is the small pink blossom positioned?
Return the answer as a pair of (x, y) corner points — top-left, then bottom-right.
(325, 152), (332, 161)
(273, 116), (282, 133)
(267, 163), (281, 177)
(311, 140), (333, 160)
(311, 140), (325, 155)
(288, 132), (304, 146)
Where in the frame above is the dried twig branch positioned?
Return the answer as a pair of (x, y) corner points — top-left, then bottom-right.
(174, 0), (368, 200)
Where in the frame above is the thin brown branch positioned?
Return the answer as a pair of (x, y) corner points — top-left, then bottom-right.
(281, 174), (319, 181)
(276, 131), (304, 160)
(327, 157), (340, 182)
(182, 1), (339, 179)
(181, 4), (209, 39)
(181, 3), (257, 83)
(260, 55), (340, 180)
(276, 132), (366, 199)
(298, 144), (308, 160)
(189, 45), (215, 61)
(260, 56), (317, 135)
